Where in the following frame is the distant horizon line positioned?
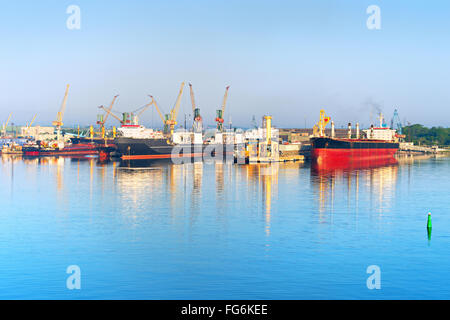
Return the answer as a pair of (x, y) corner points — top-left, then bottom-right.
(2, 123), (449, 130)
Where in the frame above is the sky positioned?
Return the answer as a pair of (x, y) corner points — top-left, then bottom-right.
(0, 0), (449, 129)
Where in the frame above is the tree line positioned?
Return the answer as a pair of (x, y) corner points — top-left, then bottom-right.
(402, 124), (450, 146)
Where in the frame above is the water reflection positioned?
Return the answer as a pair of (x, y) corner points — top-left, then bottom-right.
(261, 164), (278, 237)
(114, 159), (299, 238)
(115, 164), (165, 218)
(1, 153), (413, 238)
(2, 152), (450, 299)
(311, 158), (399, 219)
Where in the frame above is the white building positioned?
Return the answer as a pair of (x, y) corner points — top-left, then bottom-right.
(117, 126), (165, 139)
(362, 127), (396, 141)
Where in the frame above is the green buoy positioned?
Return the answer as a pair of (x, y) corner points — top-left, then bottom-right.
(427, 212), (432, 229)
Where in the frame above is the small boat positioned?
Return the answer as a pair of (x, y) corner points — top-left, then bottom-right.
(1, 143), (23, 154)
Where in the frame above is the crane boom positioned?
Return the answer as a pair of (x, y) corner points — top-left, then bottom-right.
(52, 84), (70, 127)
(29, 114), (37, 127)
(58, 84), (69, 122)
(189, 83), (196, 113)
(5, 112), (12, 127)
(24, 114), (37, 136)
(2, 112), (12, 136)
(149, 95), (165, 124)
(59, 84), (70, 122)
(103, 95), (119, 124)
(99, 105), (123, 124)
(221, 86), (230, 115)
(137, 104), (151, 116)
(134, 98), (154, 117)
(171, 82), (185, 121)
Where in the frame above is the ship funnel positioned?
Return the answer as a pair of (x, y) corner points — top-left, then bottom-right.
(331, 121), (335, 138)
(347, 123), (352, 139)
(356, 123), (360, 139)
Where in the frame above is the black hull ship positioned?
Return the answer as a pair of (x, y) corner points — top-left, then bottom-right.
(115, 137), (234, 160)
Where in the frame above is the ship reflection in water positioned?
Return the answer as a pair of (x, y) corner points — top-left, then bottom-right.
(0, 154), (421, 228)
(113, 159), (303, 238)
(311, 156), (399, 221)
(1, 153), (450, 299)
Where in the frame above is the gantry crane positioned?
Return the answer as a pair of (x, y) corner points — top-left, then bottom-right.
(2, 112), (12, 137)
(390, 108), (403, 134)
(215, 86), (230, 132)
(52, 84), (70, 141)
(189, 83), (202, 133)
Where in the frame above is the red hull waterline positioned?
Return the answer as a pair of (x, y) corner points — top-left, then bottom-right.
(311, 148), (398, 169)
(23, 144), (99, 157)
(24, 150), (99, 156)
(312, 148), (397, 161)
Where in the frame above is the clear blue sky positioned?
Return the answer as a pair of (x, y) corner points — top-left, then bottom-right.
(1, 0), (449, 128)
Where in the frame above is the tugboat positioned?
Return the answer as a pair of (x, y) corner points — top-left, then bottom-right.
(1, 142), (23, 154)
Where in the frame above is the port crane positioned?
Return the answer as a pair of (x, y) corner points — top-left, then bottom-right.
(390, 108), (403, 134)
(215, 86), (230, 132)
(313, 109), (330, 137)
(24, 114), (37, 136)
(2, 112), (12, 137)
(97, 95), (119, 137)
(99, 106), (124, 125)
(148, 95), (165, 127)
(52, 84), (70, 141)
(148, 82), (185, 135)
(189, 83), (202, 133)
(251, 115), (258, 129)
(166, 82), (185, 135)
(99, 97), (153, 127)
(132, 100), (153, 120)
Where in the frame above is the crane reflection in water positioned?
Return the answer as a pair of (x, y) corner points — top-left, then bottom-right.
(115, 159), (292, 238)
(3, 153), (434, 242)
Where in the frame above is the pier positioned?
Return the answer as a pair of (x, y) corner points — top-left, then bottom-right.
(398, 142), (447, 155)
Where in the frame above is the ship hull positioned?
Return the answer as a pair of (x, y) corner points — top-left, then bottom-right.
(71, 137), (115, 145)
(311, 137), (399, 165)
(115, 137), (234, 160)
(22, 143), (99, 157)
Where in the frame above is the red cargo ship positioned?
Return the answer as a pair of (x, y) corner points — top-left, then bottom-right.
(310, 112), (400, 165)
(311, 136), (399, 164)
(22, 141), (99, 157)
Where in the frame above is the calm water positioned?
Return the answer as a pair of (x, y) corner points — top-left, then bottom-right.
(0, 154), (449, 299)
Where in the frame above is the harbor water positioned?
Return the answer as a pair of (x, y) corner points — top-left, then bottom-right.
(0, 155), (449, 299)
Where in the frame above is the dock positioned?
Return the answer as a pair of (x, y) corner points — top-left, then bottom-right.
(398, 142), (447, 155)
